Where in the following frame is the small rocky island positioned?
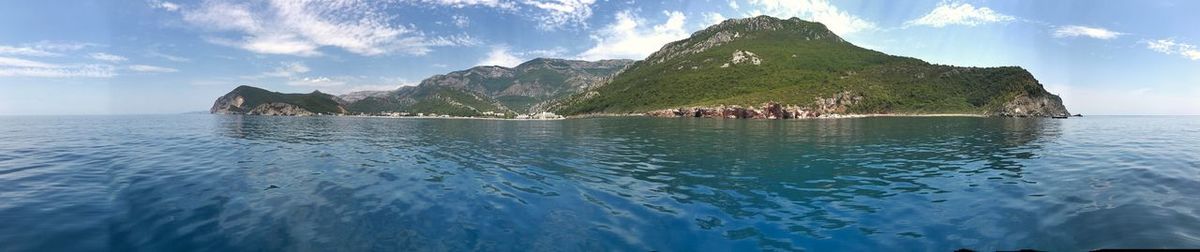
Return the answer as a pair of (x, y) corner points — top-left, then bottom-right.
(211, 16), (1069, 119)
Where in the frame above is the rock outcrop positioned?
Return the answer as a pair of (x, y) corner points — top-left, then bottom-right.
(247, 103), (315, 116)
(996, 93), (1070, 117)
(210, 93), (247, 114)
(645, 92), (863, 119)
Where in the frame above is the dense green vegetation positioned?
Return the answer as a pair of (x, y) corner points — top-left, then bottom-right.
(553, 16), (1059, 115)
(227, 85), (344, 114)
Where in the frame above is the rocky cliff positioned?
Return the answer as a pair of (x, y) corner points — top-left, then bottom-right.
(998, 93), (1070, 117)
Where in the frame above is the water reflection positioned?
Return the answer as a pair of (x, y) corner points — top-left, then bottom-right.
(6, 115), (1198, 251)
(203, 116), (1063, 250)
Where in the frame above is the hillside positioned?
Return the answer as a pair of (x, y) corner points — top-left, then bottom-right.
(551, 16), (1069, 117)
(413, 58), (632, 113)
(344, 85), (510, 116)
(210, 85), (346, 116)
(210, 58), (632, 117)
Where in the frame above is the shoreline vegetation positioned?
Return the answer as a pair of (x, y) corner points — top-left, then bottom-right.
(228, 112), (1003, 121)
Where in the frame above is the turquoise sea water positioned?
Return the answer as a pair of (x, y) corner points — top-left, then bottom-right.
(1, 115), (1198, 251)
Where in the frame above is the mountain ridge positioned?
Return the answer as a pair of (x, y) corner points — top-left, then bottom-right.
(211, 15), (1068, 118)
(211, 58), (633, 117)
(550, 15), (1069, 118)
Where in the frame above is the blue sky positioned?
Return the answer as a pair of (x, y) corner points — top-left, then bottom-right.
(1, 0), (1197, 115)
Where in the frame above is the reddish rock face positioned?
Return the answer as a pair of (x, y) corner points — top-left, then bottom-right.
(764, 102), (787, 119)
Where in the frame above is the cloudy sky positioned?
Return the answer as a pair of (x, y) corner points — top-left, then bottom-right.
(1, 0), (1197, 115)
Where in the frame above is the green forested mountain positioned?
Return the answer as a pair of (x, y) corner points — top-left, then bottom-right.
(211, 59), (632, 117)
(551, 16), (1069, 117)
(343, 85), (510, 116)
(209, 85), (346, 115)
(413, 58), (633, 113)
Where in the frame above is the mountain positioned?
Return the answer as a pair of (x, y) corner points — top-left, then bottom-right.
(551, 16), (1070, 117)
(405, 58), (633, 113)
(210, 85), (346, 116)
(343, 85), (510, 116)
(210, 58), (633, 117)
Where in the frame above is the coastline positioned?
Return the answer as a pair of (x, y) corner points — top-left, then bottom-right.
(567, 112), (990, 119)
(340, 114), (566, 121)
(216, 112), (1002, 120)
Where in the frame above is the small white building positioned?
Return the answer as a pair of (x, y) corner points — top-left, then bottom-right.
(529, 111), (563, 120)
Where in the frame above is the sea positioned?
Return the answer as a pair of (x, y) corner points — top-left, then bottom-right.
(1, 115), (1198, 251)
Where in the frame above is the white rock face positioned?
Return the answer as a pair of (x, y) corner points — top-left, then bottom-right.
(726, 50), (762, 67)
(210, 95), (246, 114)
(998, 94), (1070, 117)
(247, 103), (315, 116)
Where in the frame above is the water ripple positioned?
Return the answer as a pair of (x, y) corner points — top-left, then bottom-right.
(0, 115), (1197, 251)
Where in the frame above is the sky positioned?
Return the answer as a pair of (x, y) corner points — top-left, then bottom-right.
(0, 0), (1197, 115)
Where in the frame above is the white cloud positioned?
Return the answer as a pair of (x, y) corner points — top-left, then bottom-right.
(524, 0), (597, 30)
(149, 0), (181, 11)
(0, 65), (116, 78)
(1184, 50), (1200, 61)
(577, 10), (690, 61)
(1053, 25), (1123, 40)
(268, 62), (310, 77)
(743, 0), (875, 34)
(524, 47), (568, 58)
(452, 15), (470, 28)
(1145, 39), (1200, 61)
(476, 46), (566, 67)
(0, 56), (115, 78)
(26, 41), (97, 52)
(702, 12), (728, 26)
(0, 41), (97, 57)
(0, 45), (58, 57)
(906, 1), (1014, 28)
(180, 0), (472, 57)
(244, 61), (311, 79)
(729, 0), (740, 10)
(288, 76), (345, 87)
(89, 52), (128, 62)
(416, 0), (596, 30)
(1146, 39), (1177, 54)
(0, 56), (59, 68)
(477, 46), (524, 67)
(420, 0), (515, 9)
(148, 51), (191, 62)
(129, 64), (179, 73)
